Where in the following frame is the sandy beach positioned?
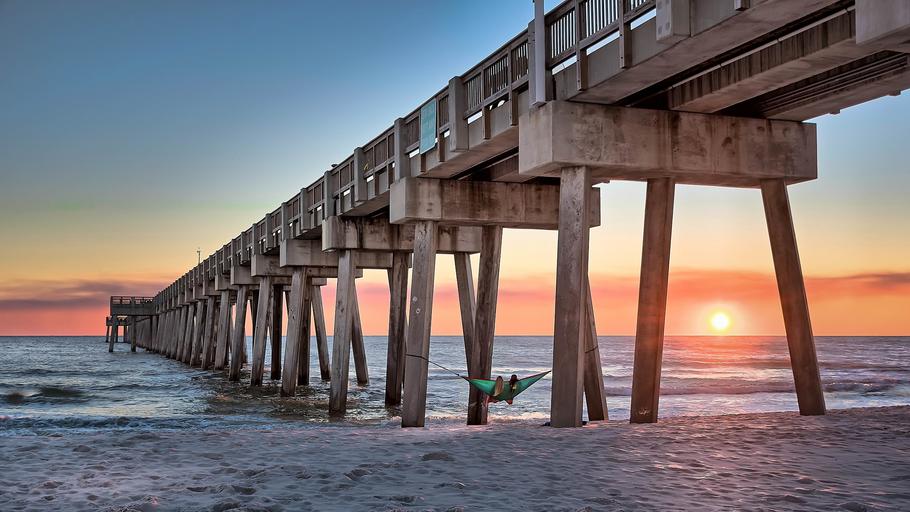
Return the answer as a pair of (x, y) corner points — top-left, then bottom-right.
(1, 406), (908, 511)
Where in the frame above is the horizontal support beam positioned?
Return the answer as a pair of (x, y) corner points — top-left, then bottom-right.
(669, 10), (866, 113)
(230, 264), (255, 286)
(519, 101), (817, 187)
(214, 272), (235, 292)
(389, 177), (600, 229)
(279, 239), (393, 269)
(322, 216), (482, 253)
(251, 254), (291, 277)
(856, 0), (910, 50)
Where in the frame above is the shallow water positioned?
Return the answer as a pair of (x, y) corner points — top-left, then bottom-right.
(1, 335), (908, 435)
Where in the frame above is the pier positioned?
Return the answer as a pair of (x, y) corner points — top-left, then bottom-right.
(109, 0), (910, 427)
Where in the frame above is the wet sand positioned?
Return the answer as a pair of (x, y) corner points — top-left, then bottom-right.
(2, 406), (909, 511)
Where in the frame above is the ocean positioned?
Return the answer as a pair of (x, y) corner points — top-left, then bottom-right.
(1, 335), (908, 436)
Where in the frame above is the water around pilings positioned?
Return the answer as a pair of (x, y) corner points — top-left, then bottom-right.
(1, 336), (908, 436)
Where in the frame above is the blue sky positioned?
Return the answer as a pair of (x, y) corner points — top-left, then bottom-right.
(0, 0), (907, 335)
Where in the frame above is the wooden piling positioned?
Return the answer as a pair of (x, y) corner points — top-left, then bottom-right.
(467, 226), (502, 426)
(761, 179), (826, 416)
(312, 285), (331, 380)
(270, 283), (284, 380)
(401, 221), (438, 427)
(329, 251), (357, 415)
(173, 306), (186, 360)
(214, 291), (232, 371)
(351, 285), (369, 386)
(454, 253), (476, 371)
(630, 178), (675, 423)
(151, 315), (159, 353)
(130, 318), (138, 352)
(297, 281), (313, 385)
(200, 296), (217, 368)
(182, 303), (196, 364)
(228, 285), (249, 381)
(250, 277), (273, 387)
(280, 269), (307, 396)
(385, 252), (408, 406)
(550, 167), (590, 428)
(583, 280), (608, 421)
(108, 317), (118, 352)
(189, 302), (204, 365)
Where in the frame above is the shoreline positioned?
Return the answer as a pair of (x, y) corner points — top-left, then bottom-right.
(3, 405), (909, 511)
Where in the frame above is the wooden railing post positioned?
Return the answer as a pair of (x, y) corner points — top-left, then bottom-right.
(353, 147), (368, 205)
(393, 117), (411, 181)
(447, 77), (469, 152)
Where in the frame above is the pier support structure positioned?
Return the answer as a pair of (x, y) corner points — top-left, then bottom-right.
(322, 215), (484, 417)
(387, 177), (601, 427)
(277, 238), (384, 399)
(520, 101), (823, 425)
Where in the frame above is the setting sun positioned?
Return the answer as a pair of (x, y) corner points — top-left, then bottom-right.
(710, 312), (732, 333)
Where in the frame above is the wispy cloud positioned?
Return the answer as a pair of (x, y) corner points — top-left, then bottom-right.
(0, 269), (907, 335)
(0, 277), (169, 310)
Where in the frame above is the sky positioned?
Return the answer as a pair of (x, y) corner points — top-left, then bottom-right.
(0, 0), (908, 336)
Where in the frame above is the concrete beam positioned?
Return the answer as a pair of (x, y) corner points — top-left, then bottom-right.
(322, 216), (482, 253)
(251, 254), (291, 277)
(556, 0), (844, 104)
(230, 264), (255, 286)
(669, 10), (870, 113)
(279, 239), (393, 269)
(389, 177), (600, 229)
(519, 101), (816, 187)
(214, 272), (235, 292)
(856, 0), (910, 50)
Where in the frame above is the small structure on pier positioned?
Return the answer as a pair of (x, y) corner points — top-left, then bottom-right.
(111, 0), (910, 427)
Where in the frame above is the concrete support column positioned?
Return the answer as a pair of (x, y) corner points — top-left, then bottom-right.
(630, 178), (676, 423)
(350, 287), (369, 386)
(280, 269), (309, 396)
(228, 285), (250, 381)
(311, 285), (330, 381)
(181, 303), (196, 364)
(583, 283), (609, 421)
(250, 277), (273, 387)
(189, 302), (204, 364)
(214, 291), (232, 371)
(550, 166), (590, 428)
(108, 317), (119, 353)
(385, 252), (409, 406)
(761, 179), (826, 416)
(401, 221), (438, 428)
(270, 283), (284, 380)
(467, 226), (503, 426)
(200, 296), (217, 368)
(329, 251), (357, 415)
(130, 318), (138, 352)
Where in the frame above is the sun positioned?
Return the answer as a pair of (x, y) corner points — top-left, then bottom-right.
(710, 312), (732, 333)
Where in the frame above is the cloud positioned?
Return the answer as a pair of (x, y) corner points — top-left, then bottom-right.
(0, 277), (169, 311)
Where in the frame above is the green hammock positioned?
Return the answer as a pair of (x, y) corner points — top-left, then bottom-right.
(464, 372), (550, 404)
(412, 354), (550, 405)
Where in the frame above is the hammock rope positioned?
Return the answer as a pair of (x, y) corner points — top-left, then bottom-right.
(405, 353), (550, 404)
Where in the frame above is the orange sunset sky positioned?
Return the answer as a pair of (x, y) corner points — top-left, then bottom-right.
(0, 2), (908, 337)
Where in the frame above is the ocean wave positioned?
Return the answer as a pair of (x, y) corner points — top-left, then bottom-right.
(601, 380), (907, 397)
(3, 386), (87, 405)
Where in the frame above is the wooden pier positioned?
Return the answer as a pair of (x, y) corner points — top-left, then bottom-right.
(109, 0), (910, 427)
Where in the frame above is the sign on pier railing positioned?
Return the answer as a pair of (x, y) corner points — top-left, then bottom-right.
(419, 100), (437, 154)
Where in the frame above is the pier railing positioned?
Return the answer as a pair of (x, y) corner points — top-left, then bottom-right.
(149, 0), (658, 308)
